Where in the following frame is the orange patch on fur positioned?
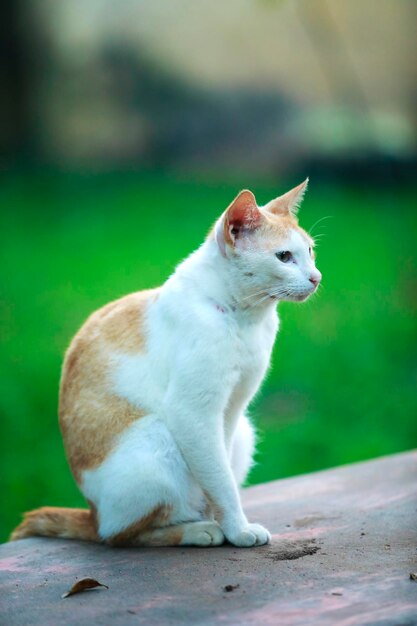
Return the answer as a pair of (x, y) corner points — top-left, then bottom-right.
(203, 490), (224, 523)
(256, 211), (315, 251)
(10, 507), (98, 542)
(59, 289), (159, 480)
(107, 505), (172, 547)
(99, 293), (153, 352)
(136, 526), (185, 547)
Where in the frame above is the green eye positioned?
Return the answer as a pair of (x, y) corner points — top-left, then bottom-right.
(276, 251), (292, 263)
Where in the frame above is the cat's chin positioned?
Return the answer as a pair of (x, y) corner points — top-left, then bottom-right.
(280, 291), (313, 303)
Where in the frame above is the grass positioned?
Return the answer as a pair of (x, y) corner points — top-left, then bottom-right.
(0, 170), (416, 542)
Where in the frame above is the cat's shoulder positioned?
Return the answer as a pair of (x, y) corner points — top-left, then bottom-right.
(68, 288), (161, 355)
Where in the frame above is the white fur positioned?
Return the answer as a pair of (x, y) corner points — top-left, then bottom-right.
(81, 205), (321, 547)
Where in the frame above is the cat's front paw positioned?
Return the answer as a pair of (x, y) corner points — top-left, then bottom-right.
(226, 523), (271, 547)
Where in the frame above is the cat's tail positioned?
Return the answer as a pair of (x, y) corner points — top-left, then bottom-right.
(10, 507), (99, 542)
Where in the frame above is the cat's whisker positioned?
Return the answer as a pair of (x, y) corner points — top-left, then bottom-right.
(241, 289), (270, 302)
(248, 295), (270, 309)
(247, 288), (288, 308)
(248, 288), (289, 307)
(243, 295), (269, 307)
(312, 233), (327, 243)
(243, 285), (292, 306)
(309, 215), (333, 236)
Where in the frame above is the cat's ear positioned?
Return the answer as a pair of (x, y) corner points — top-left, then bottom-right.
(264, 178), (309, 217)
(216, 190), (262, 255)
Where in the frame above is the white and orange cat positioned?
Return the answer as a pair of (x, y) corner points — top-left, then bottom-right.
(12, 180), (321, 548)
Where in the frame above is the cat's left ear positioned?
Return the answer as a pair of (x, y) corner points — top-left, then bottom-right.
(216, 190), (262, 256)
(264, 178), (309, 217)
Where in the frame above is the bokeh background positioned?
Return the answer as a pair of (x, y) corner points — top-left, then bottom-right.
(1, 0), (416, 542)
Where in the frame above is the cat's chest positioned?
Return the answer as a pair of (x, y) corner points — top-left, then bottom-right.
(229, 310), (278, 378)
(218, 310), (278, 422)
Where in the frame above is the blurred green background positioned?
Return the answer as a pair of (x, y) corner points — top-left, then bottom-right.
(1, 0), (416, 542)
(1, 172), (416, 542)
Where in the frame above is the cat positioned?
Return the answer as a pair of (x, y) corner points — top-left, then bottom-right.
(11, 180), (321, 548)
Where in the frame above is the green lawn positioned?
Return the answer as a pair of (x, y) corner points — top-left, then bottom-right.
(1, 171), (416, 542)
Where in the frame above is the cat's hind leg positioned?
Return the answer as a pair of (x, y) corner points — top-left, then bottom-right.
(111, 520), (225, 547)
(81, 416), (222, 546)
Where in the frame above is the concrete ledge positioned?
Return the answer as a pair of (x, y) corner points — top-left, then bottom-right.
(1, 451), (416, 625)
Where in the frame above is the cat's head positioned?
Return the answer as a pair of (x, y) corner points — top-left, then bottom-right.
(214, 180), (321, 304)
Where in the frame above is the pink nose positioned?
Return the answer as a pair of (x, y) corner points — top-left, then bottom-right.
(309, 273), (321, 287)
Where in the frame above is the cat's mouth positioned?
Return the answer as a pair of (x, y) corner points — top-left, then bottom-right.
(271, 287), (316, 302)
(293, 292), (311, 302)
(294, 286), (319, 301)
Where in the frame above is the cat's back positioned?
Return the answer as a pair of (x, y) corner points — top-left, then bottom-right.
(59, 288), (160, 480)
(77, 289), (158, 351)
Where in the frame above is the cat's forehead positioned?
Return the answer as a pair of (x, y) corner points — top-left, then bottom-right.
(260, 212), (313, 249)
(285, 228), (313, 250)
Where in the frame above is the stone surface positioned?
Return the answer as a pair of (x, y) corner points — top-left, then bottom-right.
(1, 451), (416, 625)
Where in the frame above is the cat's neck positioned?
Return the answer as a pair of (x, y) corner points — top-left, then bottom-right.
(167, 239), (276, 320)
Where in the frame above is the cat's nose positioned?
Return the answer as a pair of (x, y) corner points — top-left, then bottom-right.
(309, 271), (322, 287)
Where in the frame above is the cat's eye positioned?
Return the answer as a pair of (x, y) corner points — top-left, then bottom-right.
(309, 246), (312, 256)
(276, 251), (292, 263)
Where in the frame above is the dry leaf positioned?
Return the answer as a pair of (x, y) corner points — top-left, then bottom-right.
(410, 573), (417, 581)
(61, 578), (109, 599)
